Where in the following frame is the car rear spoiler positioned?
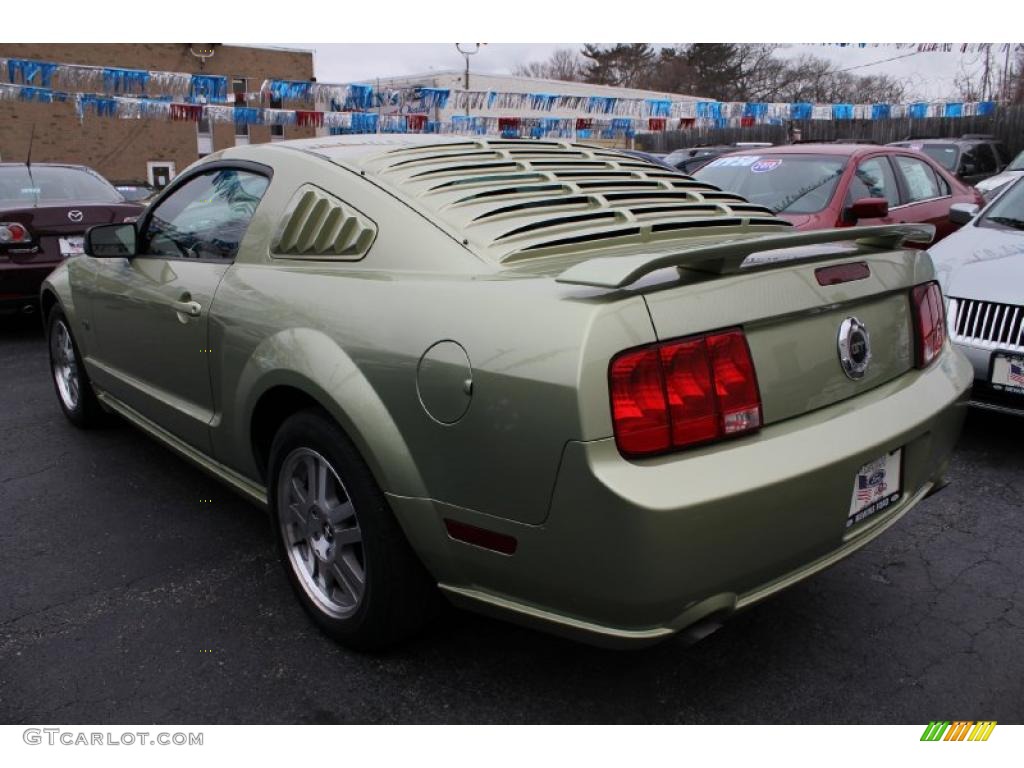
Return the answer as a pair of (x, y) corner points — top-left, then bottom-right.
(554, 224), (935, 289)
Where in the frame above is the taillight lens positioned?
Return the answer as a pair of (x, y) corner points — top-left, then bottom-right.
(0, 222), (30, 244)
(911, 281), (946, 369)
(610, 328), (762, 457)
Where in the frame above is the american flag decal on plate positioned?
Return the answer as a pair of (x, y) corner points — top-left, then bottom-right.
(1010, 362), (1024, 387)
(848, 449), (902, 528)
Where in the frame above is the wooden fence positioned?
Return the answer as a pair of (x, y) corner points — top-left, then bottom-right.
(637, 106), (1024, 157)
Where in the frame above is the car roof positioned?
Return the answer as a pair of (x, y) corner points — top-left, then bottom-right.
(0, 162), (95, 170)
(711, 143), (881, 157)
(238, 136), (791, 264)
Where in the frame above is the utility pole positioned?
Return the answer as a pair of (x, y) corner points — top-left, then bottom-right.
(455, 44), (481, 117)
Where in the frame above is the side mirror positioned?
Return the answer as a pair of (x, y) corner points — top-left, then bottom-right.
(949, 202), (980, 225)
(85, 223), (137, 258)
(845, 197), (889, 222)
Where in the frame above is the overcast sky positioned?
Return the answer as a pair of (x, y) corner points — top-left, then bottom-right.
(277, 43), (988, 101)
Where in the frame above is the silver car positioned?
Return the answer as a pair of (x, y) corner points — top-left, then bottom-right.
(929, 178), (1024, 415)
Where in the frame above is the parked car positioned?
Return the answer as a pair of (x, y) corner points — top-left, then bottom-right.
(42, 138), (971, 650)
(694, 143), (983, 242)
(664, 145), (739, 174)
(0, 163), (143, 316)
(619, 149), (678, 171)
(114, 182), (158, 204)
(927, 177), (1024, 415)
(888, 135), (1010, 186)
(974, 148), (1024, 200)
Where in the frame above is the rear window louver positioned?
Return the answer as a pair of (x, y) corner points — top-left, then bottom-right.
(273, 185), (377, 260)
(356, 139), (793, 262)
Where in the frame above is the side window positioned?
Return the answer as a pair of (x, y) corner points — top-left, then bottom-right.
(973, 144), (997, 174)
(846, 157), (899, 208)
(141, 169), (269, 261)
(894, 156), (941, 203)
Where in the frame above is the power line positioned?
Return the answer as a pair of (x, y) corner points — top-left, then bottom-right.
(835, 49), (933, 72)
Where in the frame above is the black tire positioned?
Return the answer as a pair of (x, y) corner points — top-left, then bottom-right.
(268, 408), (439, 651)
(47, 306), (105, 428)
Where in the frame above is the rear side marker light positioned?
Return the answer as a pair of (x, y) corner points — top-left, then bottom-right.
(0, 222), (30, 244)
(815, 262), (870, 286)
(610, 328), (763, 457)
(911, 281), (946, 369)
(444, 519), (518, 555)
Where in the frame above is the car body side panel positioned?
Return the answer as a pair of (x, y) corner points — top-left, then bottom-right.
(203, 145), (656, 524)
(391, 346), (971, 635)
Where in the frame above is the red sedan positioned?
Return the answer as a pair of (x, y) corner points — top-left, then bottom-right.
(693, 143), (984, 242)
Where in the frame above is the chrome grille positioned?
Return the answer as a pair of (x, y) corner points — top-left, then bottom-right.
(948, 297), (1024, 351)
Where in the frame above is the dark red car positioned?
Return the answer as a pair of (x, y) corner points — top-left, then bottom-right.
(693, 143), (984, 242)
(0, 163), (143, 316)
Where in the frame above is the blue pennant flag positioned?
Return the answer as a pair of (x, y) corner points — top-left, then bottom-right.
(189, 74), (228, 103)
(977, 101), (996, 116)
(790, 102), (813, 121)
(871, 104), (891, 120)
(944, 102), (963, 118)
(908, 102), (929, 119)
(267, 80), (312, 101)
(743, 102), (767, 120)
(233, 107), (261, 126)
(103, 68), (150, 94)
(7, 59), (58, 88)
(696, 102), (723, 120)
(344, 84), (374, 110)
(646, 99), (672, 117)
(832, 104), (854, 120)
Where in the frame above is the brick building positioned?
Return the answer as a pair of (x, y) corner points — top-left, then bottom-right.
(0, 43), (315, 187)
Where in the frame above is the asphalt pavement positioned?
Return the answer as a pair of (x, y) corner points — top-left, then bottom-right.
(1, 313), (1022, 724)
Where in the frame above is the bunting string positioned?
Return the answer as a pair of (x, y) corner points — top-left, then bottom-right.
(0, 68), (1004, 140)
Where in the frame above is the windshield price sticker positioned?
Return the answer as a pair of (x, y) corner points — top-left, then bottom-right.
(751, 159), (782, 173)
(707, 155), (761, 168)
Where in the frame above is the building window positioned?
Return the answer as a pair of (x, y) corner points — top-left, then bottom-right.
(233, 77), (249, 139)
(270, 95), (284, 138)
(196, 114), (212, 155)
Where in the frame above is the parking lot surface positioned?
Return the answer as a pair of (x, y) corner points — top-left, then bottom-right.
(1, 314), (1022, 724)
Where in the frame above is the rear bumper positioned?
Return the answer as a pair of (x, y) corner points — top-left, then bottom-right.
(0, 258), (61, 310)
(392, 345), (973, 647)
(954, 340), (1024, 416)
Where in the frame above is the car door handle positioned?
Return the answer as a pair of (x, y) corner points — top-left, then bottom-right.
(171, 299), (202, 318)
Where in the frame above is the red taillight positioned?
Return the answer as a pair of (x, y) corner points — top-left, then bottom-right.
(0, 222), (30, 244)
(911, 281), (946, 369)
(610, 328), (762, 457)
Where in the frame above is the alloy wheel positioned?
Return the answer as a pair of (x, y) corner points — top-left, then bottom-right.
(277, 447), (366, 619)
(51, 319), (80, 412)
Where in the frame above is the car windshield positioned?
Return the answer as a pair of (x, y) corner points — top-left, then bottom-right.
(918, 144), (960, 171)
(1007, 150), (1024, 172)
(694, 154), (846, 214)
(0, 166), (124, 207)
(979, 179), (1024, 231)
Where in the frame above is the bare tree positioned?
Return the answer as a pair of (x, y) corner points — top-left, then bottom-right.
(511, 48), (584, 82)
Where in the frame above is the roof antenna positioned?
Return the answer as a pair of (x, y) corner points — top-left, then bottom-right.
(25, 124), (38, 203)
(26, 123), (35, 169)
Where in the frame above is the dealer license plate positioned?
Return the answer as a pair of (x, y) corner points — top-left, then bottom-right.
(847, 449), (902, 528)
(991, 354), (1024, 395)
(59, 236), (84, 258)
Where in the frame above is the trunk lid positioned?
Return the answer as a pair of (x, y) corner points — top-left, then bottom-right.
(636, 243), (923, 424)
(0, 203), (142, 264)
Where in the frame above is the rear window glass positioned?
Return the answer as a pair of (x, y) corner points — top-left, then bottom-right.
(0, 166), (123, 206)
(917, 144), (959, 171)
(1008, 150), (1024, 172)
(694, 154), (846, 214)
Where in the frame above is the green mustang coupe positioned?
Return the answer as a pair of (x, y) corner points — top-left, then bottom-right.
(41, 136), (972, 649)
